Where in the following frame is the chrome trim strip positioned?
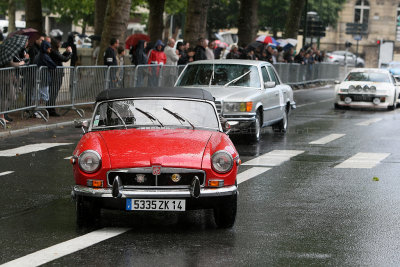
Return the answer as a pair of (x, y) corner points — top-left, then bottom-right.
(72, 185), (237, 198)
(263, 105), (281, 111)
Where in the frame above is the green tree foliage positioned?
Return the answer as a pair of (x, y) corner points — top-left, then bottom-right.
(207, 0), (239, 36)
(307, 0), (346, 28)
(258, 0), (288, 37)
(42, 0), (95, 27)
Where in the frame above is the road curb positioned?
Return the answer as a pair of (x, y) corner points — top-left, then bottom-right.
(0, 121), (75, 138)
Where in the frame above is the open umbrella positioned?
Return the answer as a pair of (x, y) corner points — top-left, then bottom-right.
(256, 35), (278, 46)
(276, 39), (288, 47)
(247, 41), (264, 50)
(7, 28), (39, 45)
(0, 34), (28, 66)
(125, 33), (150, 49)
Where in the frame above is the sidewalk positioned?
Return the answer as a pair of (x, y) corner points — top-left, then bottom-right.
(0, 106), (93, 138)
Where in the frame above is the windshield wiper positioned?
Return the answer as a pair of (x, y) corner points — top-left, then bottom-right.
(108, 106), (127, 129)
(163, 107), (195, 129)
(224, 70), (251, 87)
(135, 107), (164, 127)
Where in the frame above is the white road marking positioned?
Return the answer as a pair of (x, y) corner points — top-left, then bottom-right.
(334, 152), (390, 169)
(0, 227), (130, 267)
(356, 118), (382, 126)
(0, 171), (14, 176)
(0, 143), (72, 157)
(309, 134), (346, 145)
(319, 98), (334, 103)
(237, 167), (271, 184)
(242, 150), (304, 166)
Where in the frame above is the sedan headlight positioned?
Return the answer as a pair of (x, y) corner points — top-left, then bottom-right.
(223, 102), (253, 112)
(211, 151), (234, 173)
(78, 150), (102, 173)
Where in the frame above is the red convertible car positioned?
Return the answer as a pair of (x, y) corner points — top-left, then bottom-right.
(71, 87), (240, 228)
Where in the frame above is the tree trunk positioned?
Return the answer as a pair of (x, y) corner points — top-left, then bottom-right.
(148, 0), (165, 43)
(283, 0), (306, 38)
(184, 0), (209, 48)
(237, 0), (258, 48)
(25, 0), (44, 34)
(95, 0), (107, 37)
(8, 0), (16, 33)
(97, 0), (132, 65)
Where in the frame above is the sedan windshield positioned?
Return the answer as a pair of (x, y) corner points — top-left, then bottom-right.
(345, 72), (390, 83)
(92, 98), (219, 130)
(176, 64), (261, 88)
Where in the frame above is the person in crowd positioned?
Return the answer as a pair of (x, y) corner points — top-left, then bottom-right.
(165, 38), (180, 65)
(176, 41), (188, 65)
(294, 49), (305, 64)
(194, 37), (207, 61)
(36, 40), (57, 117)
(92, 45), (100, 65)
(276, 46), (285, 62)
(205, 39), (215, 60)
(115, 45), (126, 87)
(134, 40), (148, 86)
(48, 38), (72, 117)
(264, 45), (275, 63)
(104, 38), (119, 66)
(314, 50), (324, 62)
(187, 47), (196, 63)
(147, 40), (166, 86)
(129, 45), (136, 64)
(0, 35), (28, 123)
(28, 33), (45, 64)
(62, 34), (78, 66)
(226, 44), (240, 59)
(283, 47), (294, 63)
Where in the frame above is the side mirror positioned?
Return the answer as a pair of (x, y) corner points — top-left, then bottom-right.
(74, 119), (89, 134)
(264, 81), (276, 88)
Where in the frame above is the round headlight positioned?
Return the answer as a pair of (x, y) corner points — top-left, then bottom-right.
(78, 150), (102, 173)
(211, 151), (234, 173)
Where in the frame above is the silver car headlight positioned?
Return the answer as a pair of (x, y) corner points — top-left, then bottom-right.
(211, 151), (234, 173)
(223, 102), (253, 112)
(78, 150), (102, 173)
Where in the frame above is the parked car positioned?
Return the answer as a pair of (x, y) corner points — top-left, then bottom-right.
(334, 68), (400, 110)
(71, 87), (240, 228)
(326, 50), (365, 67)
(175, 59), (296, 141)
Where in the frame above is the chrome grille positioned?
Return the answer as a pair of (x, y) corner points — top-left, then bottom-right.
(214, 101), (222, 114)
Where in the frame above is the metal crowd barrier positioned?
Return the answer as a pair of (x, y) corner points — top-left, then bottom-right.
(0, 63), (340, 129)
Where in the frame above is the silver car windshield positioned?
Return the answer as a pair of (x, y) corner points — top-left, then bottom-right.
(92, 98), (220, 130)
(177, 64), (261, 88)
(345, 72), (390, 83)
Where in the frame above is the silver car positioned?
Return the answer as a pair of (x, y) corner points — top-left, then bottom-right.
(175, 60), (296, 141)
(326, 50), (365, 67)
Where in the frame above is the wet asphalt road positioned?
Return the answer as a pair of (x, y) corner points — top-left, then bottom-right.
(2, 85), (400, 266)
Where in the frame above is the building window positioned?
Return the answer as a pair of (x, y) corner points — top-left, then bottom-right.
(354, 0), (369, 25)
(396, 4), (400, 41)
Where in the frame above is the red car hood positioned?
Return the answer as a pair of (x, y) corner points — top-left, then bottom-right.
(99, 129), (214, 169)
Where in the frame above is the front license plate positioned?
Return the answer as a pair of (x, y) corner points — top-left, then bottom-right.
(126, 199), (186, 211)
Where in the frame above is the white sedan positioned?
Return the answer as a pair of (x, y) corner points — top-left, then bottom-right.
(334, 68), (400, 110)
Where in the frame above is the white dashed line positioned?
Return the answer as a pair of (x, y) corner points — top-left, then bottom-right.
(309, 134), (346, 145)
(237, 167), (271, 184)
(0, 143), (72, 157)
(334, 152), (390, 169)
(242, 150), (304, 166)
(0, 171), (14, 176)
(0, 227), (130, 267)
(356, 118), (382, 126)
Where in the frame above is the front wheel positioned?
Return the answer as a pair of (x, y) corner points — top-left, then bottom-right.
(213, 193), (237, 229)
(248, 110), (261, 142)
(272, 108), (289, 133)
(76, 196), (101, 226)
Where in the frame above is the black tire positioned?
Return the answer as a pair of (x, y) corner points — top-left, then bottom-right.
(272, 107), (289, 133)
(334, 103), (343, 109)
(76, 196), (101, 226)
(388, 94), (397, 110)
(248, 110), (261, 142)
(213, 193), (237, 229)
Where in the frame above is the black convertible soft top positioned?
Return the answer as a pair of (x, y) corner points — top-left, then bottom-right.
(95, 87), (214, 102)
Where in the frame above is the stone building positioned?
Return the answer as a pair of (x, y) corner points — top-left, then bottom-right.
(321, 0), (400, 67)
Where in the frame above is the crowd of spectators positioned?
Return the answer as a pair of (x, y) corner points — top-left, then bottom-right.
(128, 37), (326, 68)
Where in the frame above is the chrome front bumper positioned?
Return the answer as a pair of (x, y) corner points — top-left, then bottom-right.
(72, 185), (238, 199)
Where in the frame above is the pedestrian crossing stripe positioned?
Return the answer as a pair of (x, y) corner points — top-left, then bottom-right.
(242, 150), (304, 166)
(334, 152), (390, 169)
(237, 167), (271, 184)
(0, 143), (72, 157)
(356, 118), (382, 126)
(309, 134), (345, 145)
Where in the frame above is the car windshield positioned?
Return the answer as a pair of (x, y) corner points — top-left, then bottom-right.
(345, 72), (390, 83)
(176, 64), (261, 88)
(91, 98), (220, 130)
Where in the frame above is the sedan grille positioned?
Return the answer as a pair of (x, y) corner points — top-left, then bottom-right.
(107, 168), (205, 188)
